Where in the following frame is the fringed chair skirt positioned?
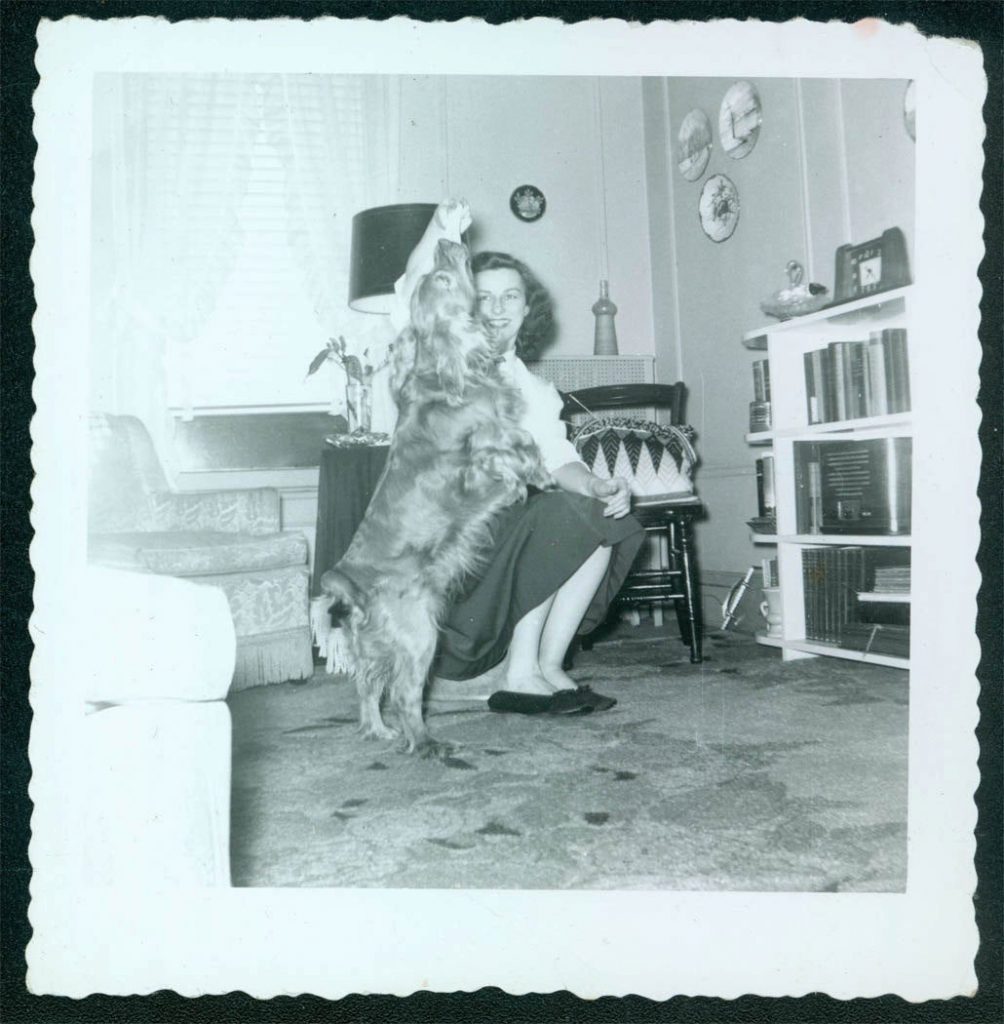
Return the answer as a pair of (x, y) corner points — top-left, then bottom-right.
(433, 490), (645, 682)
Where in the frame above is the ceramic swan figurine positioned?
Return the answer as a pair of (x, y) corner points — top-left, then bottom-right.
(761, 260), (829, 320)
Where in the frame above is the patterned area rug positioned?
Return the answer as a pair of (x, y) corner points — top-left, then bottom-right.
(228, 633), (908, 891)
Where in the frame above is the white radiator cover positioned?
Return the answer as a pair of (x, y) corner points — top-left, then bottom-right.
(529, 355), (656, 390)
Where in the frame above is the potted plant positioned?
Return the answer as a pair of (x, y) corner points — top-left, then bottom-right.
(307, 335), (389, 433)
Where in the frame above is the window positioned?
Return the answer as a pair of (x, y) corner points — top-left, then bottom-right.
(138, 75), (391, 411)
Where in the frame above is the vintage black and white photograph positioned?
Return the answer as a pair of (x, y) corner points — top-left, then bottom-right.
(26, 15), (984, 1001)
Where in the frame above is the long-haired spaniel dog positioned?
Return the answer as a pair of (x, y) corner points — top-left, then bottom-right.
(321, 239), (550, 758)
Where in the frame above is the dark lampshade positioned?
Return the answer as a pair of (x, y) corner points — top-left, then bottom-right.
(348, 203), (438, 314)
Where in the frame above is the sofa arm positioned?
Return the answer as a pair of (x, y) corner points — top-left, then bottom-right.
(78, 566), (236, 703)
(148, 487), (281, 534)
(79, 700), (232, 886)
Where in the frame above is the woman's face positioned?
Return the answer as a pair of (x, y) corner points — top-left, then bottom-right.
(474, 267), (529, 354)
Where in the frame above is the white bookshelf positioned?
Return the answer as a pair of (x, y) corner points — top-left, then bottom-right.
(753, 533), (912, 547)
(857, 591), (911, 604)
(746, 288), (913, 670)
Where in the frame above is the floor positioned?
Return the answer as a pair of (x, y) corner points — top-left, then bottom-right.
(228, 630), (909, 891)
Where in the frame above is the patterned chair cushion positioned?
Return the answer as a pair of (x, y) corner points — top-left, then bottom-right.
(89, 530), (308, 577)
(570, 418), (698, 500)
(195, 566), (310, 637)
(145, 488), (281, 535)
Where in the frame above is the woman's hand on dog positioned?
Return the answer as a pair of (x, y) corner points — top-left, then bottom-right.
(589, 476), (632, 518)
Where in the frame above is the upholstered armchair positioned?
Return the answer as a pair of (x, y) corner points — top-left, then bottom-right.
(87, 413), (313, 690)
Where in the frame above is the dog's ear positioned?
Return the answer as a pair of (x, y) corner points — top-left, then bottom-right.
(413, 324), (467, 401)
(432, 341), (467, 399)
(410, 271), (458, 336)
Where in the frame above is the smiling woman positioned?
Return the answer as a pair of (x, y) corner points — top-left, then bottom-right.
(470, 251), (555, 361)
(475, 268), (528, 352)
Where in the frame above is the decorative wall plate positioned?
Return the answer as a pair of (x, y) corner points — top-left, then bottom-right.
(676, 109), (713, 181)
(699, 174), (740, 243)
(903, 80), (916, 141)
(719, 80), (762, 160)
(510, 184), (546, 222)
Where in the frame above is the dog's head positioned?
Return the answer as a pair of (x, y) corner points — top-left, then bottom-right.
(399, 240), (494, 403)
(409, 239), (478, 334)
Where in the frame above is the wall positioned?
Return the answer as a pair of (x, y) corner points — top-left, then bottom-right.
(396, 75), (655, 356)
(643, 77), (916, 605)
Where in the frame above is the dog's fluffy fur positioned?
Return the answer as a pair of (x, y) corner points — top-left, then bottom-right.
(321, 239), (550, 757)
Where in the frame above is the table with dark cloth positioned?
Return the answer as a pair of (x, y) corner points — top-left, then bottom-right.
(312, 444), (389, 596)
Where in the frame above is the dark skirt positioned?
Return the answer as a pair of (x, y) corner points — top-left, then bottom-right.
(433, 490), (646, 681)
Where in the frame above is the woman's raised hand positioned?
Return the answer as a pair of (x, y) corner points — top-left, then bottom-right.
(589, 476), (632, 519)
(434, 198), (472, 239)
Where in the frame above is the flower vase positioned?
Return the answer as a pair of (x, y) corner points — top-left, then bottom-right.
(346, 378), (373, 434)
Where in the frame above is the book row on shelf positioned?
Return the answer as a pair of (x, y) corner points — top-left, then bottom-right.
(749, 357), (771, 431)
(802, 546), (911, 657)
(752, 358), (771, 403)
(803, 328), (910, 424)
(873, 564), (910, 592)
(794, 437), (912, 535)
(749, 453), (777, 533)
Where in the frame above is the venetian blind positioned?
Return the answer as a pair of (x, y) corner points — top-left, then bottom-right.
(155, 74), (385, 411)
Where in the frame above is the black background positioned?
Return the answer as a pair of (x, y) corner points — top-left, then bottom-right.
(2, 2), (1001, 1021)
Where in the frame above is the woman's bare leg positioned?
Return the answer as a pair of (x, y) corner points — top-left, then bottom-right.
(538, 545), (611, 690)
(503, 544), (612, 694)
(503, 592), (557, 695)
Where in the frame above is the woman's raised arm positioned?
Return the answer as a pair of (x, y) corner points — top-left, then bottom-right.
(389, 198), (472, 332)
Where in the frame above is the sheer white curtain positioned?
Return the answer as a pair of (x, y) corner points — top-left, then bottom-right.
(94, 74), (260, 470)
(266, 75), (400, 431)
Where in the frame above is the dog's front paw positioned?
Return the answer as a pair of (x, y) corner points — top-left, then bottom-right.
(360, 721), (400, 743)
(530, 467), (555, 491)
(409, 737), (457, 760)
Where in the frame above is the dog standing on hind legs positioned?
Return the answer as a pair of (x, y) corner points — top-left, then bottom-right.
(321, 235), (551, 758)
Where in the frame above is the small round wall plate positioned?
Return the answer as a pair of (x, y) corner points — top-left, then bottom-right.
(510, 184), (546, 222)
(719, 80), (762, 160)
(699, 173), (740, 243)
(677, 108), (713, 181)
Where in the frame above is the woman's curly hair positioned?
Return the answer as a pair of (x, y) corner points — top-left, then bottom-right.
(471, 251), (556, 361)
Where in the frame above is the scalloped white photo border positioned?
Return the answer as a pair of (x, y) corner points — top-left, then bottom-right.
(26, 15), (985, 1001)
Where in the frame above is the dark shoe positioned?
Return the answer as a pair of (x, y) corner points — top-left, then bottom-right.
(575, 684), (617, 712)
(487, 686), (616, 716)
(546, 688), (598, 715)
(487, 690), (555, 715)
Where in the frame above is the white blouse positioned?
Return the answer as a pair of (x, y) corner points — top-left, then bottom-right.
(497, 350), (585, 474)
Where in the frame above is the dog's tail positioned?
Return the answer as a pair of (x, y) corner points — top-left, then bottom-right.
(319, 568), (365, 627)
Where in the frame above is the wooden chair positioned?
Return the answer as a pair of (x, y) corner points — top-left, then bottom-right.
(560, 383), (704, 664)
